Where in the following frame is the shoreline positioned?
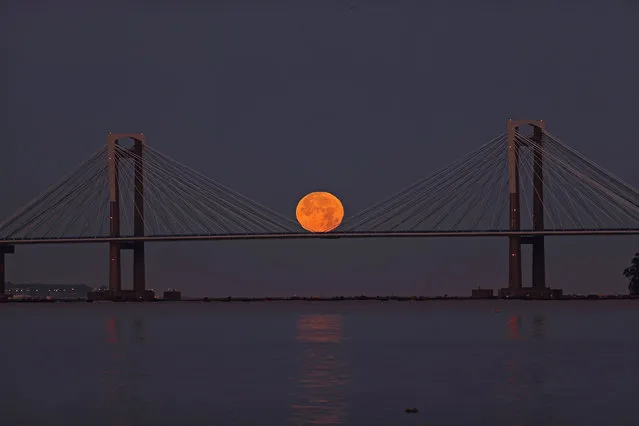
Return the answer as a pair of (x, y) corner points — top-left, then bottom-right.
(1, 295), (638, 303)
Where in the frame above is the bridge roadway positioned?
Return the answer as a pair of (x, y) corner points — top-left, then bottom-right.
(0, 229), (638, 245)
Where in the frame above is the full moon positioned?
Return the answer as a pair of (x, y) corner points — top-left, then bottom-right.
(295, 192), (344, 233)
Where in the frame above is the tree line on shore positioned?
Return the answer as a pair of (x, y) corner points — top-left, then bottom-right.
(624, 252), (639, 295)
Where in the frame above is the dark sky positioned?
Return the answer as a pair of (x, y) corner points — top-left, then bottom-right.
(2, 0), (638, 296)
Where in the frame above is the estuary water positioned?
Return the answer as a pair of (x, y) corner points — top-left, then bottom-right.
(0, 300), (637, 426)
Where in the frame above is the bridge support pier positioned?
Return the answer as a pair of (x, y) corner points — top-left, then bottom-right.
(507, 120), (522, 290)
(531, 125), (546, 290)
(91, 133), (151, 302)
(0, 245), (15, 300)
(0, 251), (3, 298)
(132, 138), (146, 294)
(500, 119), (555, 299)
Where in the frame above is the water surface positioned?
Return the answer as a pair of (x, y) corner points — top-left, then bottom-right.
(1, 301), (637, 425)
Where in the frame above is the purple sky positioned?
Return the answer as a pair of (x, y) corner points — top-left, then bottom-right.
(2, 1), (638, 296)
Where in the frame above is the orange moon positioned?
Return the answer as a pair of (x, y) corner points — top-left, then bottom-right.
(295, 192), (344, 233)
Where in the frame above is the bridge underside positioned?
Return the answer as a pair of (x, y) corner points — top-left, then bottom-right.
(2, 230), (637, 300)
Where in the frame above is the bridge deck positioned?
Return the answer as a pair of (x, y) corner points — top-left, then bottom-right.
(0, 229), (638, 245)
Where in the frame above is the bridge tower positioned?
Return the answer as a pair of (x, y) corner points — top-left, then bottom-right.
(0, 245), (15, 300)
(503, 119), (549, 297)
(106, 133), (149, 300)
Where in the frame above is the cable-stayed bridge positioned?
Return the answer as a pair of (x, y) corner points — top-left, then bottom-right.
(1, 119), (638, 300)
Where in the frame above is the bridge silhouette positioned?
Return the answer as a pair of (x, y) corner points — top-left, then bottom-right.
(1, 119), (638, 300)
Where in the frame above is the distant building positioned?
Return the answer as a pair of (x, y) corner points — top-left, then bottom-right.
(163, 289), (181, 301)
(471, 288), (494, 298)
(5, 282), (93, 300)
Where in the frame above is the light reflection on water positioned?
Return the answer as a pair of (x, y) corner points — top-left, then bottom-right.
(103, 317), (148, 426)
(291, 314), (350, 425)
(1, 301), (638, 425)
(499, 313), (549, 426)
(105, 317), (123, 426)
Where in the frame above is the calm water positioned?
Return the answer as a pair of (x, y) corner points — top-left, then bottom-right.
(0, 301), (637, 426)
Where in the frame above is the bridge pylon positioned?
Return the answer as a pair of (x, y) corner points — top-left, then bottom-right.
(98, 133), (150, 301)
(0, 245), (15, 300)
(501, 119), (555, 298)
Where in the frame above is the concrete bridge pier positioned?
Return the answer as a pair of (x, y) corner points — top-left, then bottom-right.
(0, 245), (15, 300)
